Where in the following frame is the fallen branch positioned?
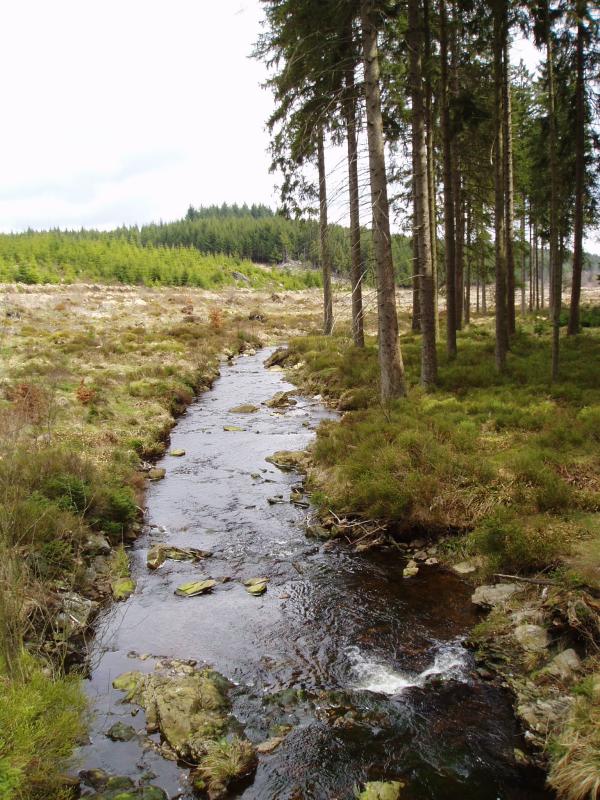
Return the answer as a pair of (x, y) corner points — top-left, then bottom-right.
(494, 573), (560, 587)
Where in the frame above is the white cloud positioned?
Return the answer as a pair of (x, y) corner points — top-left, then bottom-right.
(0, 0), (277, 231)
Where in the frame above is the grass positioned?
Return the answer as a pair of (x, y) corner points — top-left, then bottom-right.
(287, 321), (599, 559)
(194, 737), (257, 796)
(0, 655), (86, 800)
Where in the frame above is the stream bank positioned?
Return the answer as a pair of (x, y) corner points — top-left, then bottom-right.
(77, 348), (551, 800)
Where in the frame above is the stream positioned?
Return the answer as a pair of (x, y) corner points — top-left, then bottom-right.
(79, 348), (551, 799)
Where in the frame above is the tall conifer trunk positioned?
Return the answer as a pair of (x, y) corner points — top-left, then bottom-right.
(568, 4), (585, 336)
(545, 3), (560, 381)
(439, 0), (457, 357)
(409, 0), (437, 386)
(493, 0), (508, 371)
(344, 52), (365, 347)
(317, 127), (333, 335)
(361, 0), (406, 399)
(503, 34), (516, 336)
(424, 0), (439, 337)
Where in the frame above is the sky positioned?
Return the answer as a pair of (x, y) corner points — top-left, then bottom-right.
(0, 0), (278, 232)
(1, 1), (598, 254)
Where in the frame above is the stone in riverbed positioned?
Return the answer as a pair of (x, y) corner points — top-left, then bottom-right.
(106, 722), (137, 741)
(112, 660), (257, 797)
(244, 577), (268, 595)
(111, 577), (136, 601)
(148, 468), (166, 481)
(223, 425), (244, 432)
(471, 583), (521, 608)
(147, 545), (212, 570)
(403, 560), (419, 578)
(256, 735), (285, 754)
(265, 450), (306, 472)
(169, 449), (186, 456)
(229, 404), (259, 414)
(265, 390), (297, 409)
(514, 623), (550, 652)
(357, 781), (405, 800)
(175, 579), (217, 597)
(452, 561), (477, 575)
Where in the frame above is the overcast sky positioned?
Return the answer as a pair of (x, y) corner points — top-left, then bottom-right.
(1, 1), (597, 253)
(0, 0), (277, 232)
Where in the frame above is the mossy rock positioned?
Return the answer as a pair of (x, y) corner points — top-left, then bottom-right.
(265, 450), (306, 472)
(175, 579), (217, 597)
(148, 468), (166, 481)
(265, 391), (297, 409)
(106, 722), (137, 742)
(244, 577), (268, 596)
(194, 736), (258, 798)
(223, 425), (244, 432)
(169, 449), (186, 456)
(147, 545), (166, 570)
(229, 404), (259, 414)
(357, 781), (405, 800)
(111, 577), (136, 601)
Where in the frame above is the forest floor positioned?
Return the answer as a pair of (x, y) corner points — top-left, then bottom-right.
(0, 281), (599, 800)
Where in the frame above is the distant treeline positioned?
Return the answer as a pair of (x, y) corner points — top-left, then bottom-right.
(0, 230), (321, 289)
(0, 204), (596, 289)
(134, 204), (415, 285)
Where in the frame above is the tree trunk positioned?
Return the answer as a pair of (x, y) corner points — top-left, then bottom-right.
(439, 0), (457, 357)
(344, 56), (365, 347)
(424, 0), (439, 338)
(520, 202), (526, 316)
(409, 0), (437, 387)
(568, 5), (585, 336)
(541, 243), (545, 309)
(503, 34), (516, 336)
(317, 127), (333, 335)
(361, 0), (406, 399)
(464, 202), (471, 325)
(545, 4), (560, 381)
(493, 0), (508, 371)
(529, 216), (533, 311)
(450, 10), (464, 331)
(412, 173), (421, 332)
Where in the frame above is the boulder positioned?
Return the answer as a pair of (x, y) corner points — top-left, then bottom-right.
(403, 561), (419, 578)
(111, 577), (136, 601)
(55, 592), (98, 637)
(106, 722), (136, 742)
(112, 661), (256, 797)
(82, 533), (112, 557)
(471, 583), (521, 608)
(542, 648), (581, 681)
(244, 577), (268, 596)
(148, 468), (166, 481)
(169, 449), (186, 457)
(514, 623), (550, 652)
(265, 391), (297, 409)
(452, 561), (477, 575)
(175, 579), (217, 597)
(263, 347), (289, 368)
(265, 450), (306, 472)
(357, 781), (405, 800)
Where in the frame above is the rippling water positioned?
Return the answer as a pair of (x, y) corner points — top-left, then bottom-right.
(78, 349), (551, 800)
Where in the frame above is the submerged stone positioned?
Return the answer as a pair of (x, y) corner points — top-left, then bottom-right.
(223, 425), (244, 432)
(256, 735), (285, 753)
(357, 781), (405, 800)
(106, 722), (137, 742)
(174, 579), (217, 597)
(147, 545), (211, 570)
